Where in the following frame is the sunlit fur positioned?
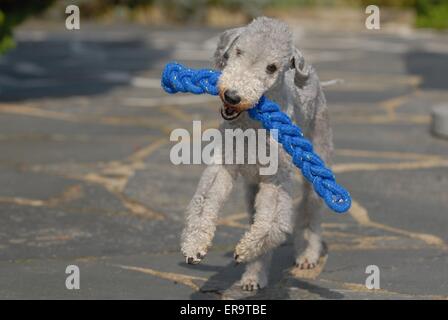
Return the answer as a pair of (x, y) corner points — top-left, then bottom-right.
(181, 17), (334, 291)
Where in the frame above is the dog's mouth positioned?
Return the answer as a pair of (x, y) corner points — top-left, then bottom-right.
(220, 104), (241, 121)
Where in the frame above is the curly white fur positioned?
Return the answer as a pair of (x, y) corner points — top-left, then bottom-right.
(181, 17), (334, 291)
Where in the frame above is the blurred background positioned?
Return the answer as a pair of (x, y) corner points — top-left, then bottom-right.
(0, 0), (447, 299)
(2, 0), (448, 53)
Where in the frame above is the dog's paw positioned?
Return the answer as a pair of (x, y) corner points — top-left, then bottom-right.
(181, 227), (214, 265)
(239, 275), (267, 292)
(294, 257), (317, 269)
(234, 233), (269, 264)
(294, 251), (320, 269)
(181, 240), (208, 265)
(234, 243), (254, 264)
(294, 241), (327, 269)
(184, 251), (207, 265)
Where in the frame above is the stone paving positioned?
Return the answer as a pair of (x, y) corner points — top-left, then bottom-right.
(0, 22), (447, 299)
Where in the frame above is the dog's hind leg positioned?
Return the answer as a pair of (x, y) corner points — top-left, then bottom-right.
(294, 97), (333, 269)
(239, 182), (271, 291)
(244, 182), (259, 216)
(181, 164), (237, 264)
(294, 182), (326, 269)
(234, 181), (293, 264)
(240, 251), (272, 291)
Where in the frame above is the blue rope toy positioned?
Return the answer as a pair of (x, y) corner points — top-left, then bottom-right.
(161, 62), (351, 213)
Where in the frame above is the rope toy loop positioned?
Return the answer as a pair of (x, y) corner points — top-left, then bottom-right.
(161, 62), (351, 213)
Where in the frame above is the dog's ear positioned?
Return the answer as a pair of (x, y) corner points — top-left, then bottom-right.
(290, 47), (310, 88)
(213, 27), (245, 70)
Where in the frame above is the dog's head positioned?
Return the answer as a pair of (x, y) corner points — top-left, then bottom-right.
(214, 17), (309, 121)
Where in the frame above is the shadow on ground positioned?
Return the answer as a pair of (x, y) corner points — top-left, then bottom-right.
(405, 50), (448, 90)
(0, 36), (168, 101)
(185, 243), (345, 300)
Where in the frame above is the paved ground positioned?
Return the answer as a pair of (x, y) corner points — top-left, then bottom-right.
(0, 21), (447, 299)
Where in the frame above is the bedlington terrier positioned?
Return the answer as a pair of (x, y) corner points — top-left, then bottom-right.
(181, 16), (333, 291)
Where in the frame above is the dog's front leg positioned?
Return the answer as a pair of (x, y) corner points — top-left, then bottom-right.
(181, 164), (237, 264)
(234, 181), (293, 264)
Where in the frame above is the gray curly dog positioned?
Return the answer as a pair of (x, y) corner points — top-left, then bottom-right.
(181, 16), (333, 291)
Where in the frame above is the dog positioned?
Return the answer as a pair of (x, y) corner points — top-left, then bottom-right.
(181, 16), (333, 291)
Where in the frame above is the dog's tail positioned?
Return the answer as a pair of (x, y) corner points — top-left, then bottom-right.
(321, 78), (344, 87)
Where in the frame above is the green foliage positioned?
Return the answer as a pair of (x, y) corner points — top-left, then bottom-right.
(357, 0), (415, 7)
(0, 0), (55, 54)
(260, 0), (448, 30)
(0, 9), (15, 53)
(270, 0), (417, 8)
(1, 0), (447, 48)
(416, 0), (448, 29)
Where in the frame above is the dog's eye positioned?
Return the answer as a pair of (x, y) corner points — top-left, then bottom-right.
(266, 64), (277, 74)
(235, 48), (242, 56)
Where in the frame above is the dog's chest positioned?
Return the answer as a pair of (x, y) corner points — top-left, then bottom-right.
(220, 114), (294, 182)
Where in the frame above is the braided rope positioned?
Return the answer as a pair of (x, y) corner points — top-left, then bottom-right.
(161, 62), (351, 213)
(162, 62), (220, 96)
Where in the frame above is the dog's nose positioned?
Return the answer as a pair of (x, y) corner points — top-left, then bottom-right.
(223, 90), (241, 105)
